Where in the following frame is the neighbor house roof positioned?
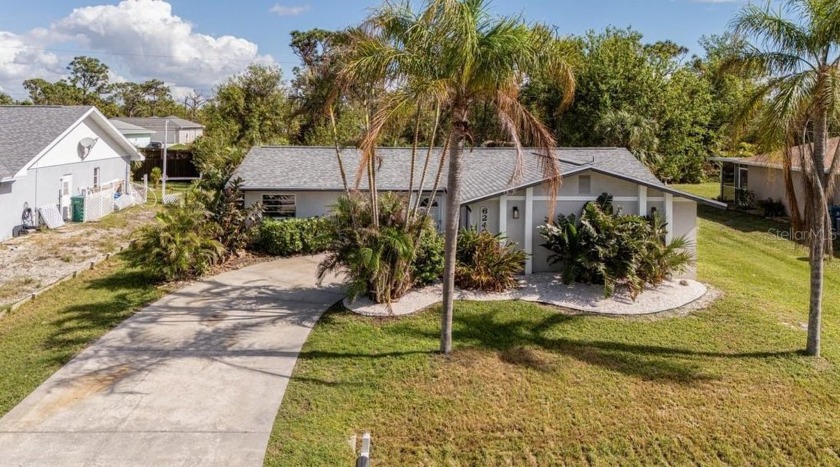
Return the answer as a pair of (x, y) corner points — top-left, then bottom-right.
(0, 105), (94, 179)
(0, 105), (143, 180)
(111, 116), (204, 131)
(235, 146), (724, 207)
(711, 137), (840, 172)
(109, 118), (155, 134)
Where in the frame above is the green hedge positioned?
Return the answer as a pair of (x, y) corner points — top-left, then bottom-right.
(254, 217), (331, 256)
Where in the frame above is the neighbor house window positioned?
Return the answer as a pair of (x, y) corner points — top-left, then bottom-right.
(262, 194), (296, 218)
(93, 167), (101, 189)
(578, 175), (591, 195)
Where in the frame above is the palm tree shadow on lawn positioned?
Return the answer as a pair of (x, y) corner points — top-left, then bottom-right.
(376, 307), (802, 386)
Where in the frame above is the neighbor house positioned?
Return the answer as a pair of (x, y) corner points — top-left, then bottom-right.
(0, 105), (144, 241)
(711, 137), (840, 216)
(234, 146), (723, 275)
(111, 116), (204, 147)
(109, 119), (155, 148)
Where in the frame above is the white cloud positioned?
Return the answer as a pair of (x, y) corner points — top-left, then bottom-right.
(0, 0), (275, 99)
(52, 0), (274, 89)
(0, 31), (63, 94)
(269, 3), (309, 17)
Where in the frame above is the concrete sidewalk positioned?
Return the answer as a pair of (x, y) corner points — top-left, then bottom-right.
(0, 256), (343, 466)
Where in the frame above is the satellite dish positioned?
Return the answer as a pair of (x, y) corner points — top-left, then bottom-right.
(78, 137), (99, 159)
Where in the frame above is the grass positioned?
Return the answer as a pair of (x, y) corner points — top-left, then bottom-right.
(671, 181), (721, 200)
(0, 256), (168, 416)
(266, 207), (840, 465)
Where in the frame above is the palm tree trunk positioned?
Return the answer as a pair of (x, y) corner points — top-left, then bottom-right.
(783, 148), (804, 232)
(806, 111), (829, 357)
(441, 110), (467, 355)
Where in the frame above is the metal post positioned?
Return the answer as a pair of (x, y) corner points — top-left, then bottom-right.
(355, 433), (371, 467)
(162, 119), (169, 198)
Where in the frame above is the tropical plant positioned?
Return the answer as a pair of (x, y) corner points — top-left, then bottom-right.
(318, 193), (443, 304)
(455, 229), (527, 292)
(197, 178), (263, 257)
(342, 0), (575, 353)
(125, 193), (224, 281)
(150, 167), (162, 188)
(725, 0), (840, 356)
(539, 193), (693, 298)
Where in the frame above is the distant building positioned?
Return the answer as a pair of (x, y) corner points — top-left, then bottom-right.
(110, 116), (204, 147)
(109, 119), (155, 148)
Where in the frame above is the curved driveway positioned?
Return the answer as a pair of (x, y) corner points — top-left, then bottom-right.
(0, 256), (343, 466)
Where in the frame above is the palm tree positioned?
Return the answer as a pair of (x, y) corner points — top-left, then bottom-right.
(340, 0), (575, 353)
(728, 0), (840, 357)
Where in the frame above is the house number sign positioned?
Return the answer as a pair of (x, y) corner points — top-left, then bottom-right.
(480, 207), (489, 231)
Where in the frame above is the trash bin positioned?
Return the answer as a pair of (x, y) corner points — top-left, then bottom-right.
(71, 195), (85, 222)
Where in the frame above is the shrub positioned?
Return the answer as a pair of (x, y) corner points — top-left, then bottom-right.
(318, 193), (443, 304)
(412, 227), (445, 286)
(125, 193), (224, 281)
(539, 193), (693, 298)
(255, 217), (330, 256)
(195, 177), (263, 257)
(455, 229), (528, 292)
(758, 198), (786, 218)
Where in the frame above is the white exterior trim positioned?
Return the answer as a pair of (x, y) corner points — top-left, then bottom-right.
(504, 195), (665, 202)
(16, 107), (143, 178)
(524, 187), (534, 274)
(638, 185), (648, 216)
(498, 194), (508, 237)
(665, 192), (674, 244)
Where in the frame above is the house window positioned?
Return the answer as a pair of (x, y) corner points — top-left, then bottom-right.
(578, 175), (591, 195)
(93, 167), (101, 189)
(737, 167), (749, 189)
(262, 194), (296, 218)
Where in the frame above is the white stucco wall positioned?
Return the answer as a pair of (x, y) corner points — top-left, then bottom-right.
(240, 171), (701, 279)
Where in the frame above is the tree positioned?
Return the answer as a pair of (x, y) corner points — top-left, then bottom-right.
(183, 90), (207, 121)
(22, 78), (83, 105)
(727, 0), (840, 357)
(204, 64), (291, 147)
(67, 56), (111, 104)
(0, 92), (14, 105)
(342, 0), (575, 354)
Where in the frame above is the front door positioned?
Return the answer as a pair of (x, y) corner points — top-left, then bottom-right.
(59, 174), (73, 220)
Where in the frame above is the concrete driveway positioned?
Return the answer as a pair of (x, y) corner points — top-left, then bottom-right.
(0, 256), (343, 466)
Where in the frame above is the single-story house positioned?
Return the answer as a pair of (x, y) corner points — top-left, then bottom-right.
(711, 137), (840, 215)
(111, 116), (204, 147)
(109, 119), (155, 148)
(0, 105), (143, 241)
(234, 146), (723, 276)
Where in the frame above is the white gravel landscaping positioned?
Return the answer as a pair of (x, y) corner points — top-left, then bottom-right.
(345, 273), (709, 317)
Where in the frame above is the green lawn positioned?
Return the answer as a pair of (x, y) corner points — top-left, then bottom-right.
(266, 207), (840, 465)
(0, 257), (169, 416)
(672, 181), (721, 200)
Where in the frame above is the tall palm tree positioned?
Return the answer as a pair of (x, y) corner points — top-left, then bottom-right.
(340, 0), (575, 354)
(728, 0), (840, 357)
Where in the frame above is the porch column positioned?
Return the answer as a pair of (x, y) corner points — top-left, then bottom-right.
(638, 185), (648, 216)
(498, 195), (508, 237)
(664, 192), (674, 244)
(524, 187), (534, 274)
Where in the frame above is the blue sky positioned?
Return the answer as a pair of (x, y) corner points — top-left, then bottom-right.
(0, 0), (747, 99)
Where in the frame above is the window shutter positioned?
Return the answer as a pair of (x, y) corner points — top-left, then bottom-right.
(578, 175), (591, 195)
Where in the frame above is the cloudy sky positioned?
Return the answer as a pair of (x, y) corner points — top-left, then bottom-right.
(0, 0), (746, 101)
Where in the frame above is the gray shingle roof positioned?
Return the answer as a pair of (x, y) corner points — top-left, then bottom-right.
(109, 119), (154, 134)
(111, 116), (203, 130)
(234, 145), (673, 204)
(0, 105), (93, 178)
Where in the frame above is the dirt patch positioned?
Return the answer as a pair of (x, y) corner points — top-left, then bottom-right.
(0, 205), (157, 309)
